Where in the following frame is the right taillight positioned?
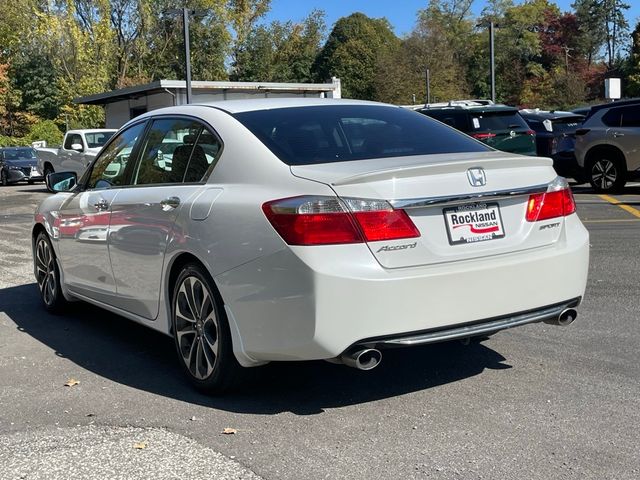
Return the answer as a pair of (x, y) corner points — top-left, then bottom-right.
(525, 178), (576, 222)
(262, 196), (420, 246)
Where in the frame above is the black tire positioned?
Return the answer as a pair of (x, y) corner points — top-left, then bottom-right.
(34, 232), (67, 314)
(171, 263), (245, 393)
(587, 153), (626, 193)
(43, 164), (54, 178)
(1, 169), (8, 186)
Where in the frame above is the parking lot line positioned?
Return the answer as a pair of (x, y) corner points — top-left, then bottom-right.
(598, 194), (640, 219)
(582, 218), (640, 224)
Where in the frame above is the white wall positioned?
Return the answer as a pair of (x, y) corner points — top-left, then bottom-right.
(104, 92), (174, 128)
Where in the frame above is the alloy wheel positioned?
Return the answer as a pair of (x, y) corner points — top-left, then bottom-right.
(35, 237), (57, 306)
(174, 275), (220, 380)
(591, 159), (617, 191)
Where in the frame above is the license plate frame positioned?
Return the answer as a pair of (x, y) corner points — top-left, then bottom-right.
(443, 202), (505, 246)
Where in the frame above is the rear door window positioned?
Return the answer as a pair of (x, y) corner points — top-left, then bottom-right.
(234, 105), (489, 166)
(602, 108), (622, 127)
(620, 106), (640, 127)
(133, 118), (221, 185)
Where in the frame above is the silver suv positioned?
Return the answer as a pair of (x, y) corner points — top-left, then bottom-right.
(575, 99), (640, 192)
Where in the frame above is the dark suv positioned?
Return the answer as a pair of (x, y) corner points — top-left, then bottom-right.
(520, 109), (585, 180)
(417, 103), (536, 155)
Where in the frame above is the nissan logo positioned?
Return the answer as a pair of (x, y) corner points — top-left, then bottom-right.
(467, 167), (486, 187)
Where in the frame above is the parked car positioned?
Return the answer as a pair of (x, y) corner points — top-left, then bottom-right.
(417, 102), (537, 156)
(36, 129), (116, 180)
(0, 147), (44, 186)
(575, 98), (640, 192)
(520, 109), (585, 181)
(33, 99), (589, 393)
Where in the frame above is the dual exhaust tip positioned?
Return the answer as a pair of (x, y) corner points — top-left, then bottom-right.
(337, 308), (578, 371)
(339, 348), (382, 371)
(544, 308), (578, 327)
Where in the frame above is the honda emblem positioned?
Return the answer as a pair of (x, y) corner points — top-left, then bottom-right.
(467, 167), (486, 187)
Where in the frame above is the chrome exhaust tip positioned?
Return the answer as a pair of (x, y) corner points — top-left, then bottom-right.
(339, 348), (382, 370)
(544, 308), (578, 326)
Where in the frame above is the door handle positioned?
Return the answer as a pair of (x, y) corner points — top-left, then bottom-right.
(94, 199), (109, 211)
(160, 196), (180, 210)
(613, 132), (625, 137)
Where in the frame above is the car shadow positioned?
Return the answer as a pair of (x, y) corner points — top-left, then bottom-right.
(2, 283), (512, 415)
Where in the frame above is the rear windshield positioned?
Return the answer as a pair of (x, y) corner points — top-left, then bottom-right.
(85, 131), (115, 149)
(234, 105), (490, 166)
(471, 111), (529, 132)
(552, 117), (584, 133)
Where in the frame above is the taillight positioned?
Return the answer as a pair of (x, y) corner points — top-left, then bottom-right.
(471, 132), (496, 140)
(525, 178), (576, 222)
(526, 129), (536, 136)
(262, 196), (420, 245)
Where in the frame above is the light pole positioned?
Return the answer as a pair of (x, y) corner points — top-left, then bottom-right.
(477, 21), (497, 103)
(489, 21), (495, 103)
(164, 8), (209, 104)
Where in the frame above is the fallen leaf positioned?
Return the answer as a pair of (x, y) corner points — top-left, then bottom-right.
(222, 428), (237, 435)
(86, 413), (96, 417)
(190, 416), (197, 421)
(64, 378), (80, 387)
(133, 442), (148, 449)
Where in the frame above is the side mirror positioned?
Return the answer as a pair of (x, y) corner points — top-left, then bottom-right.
(46, 171), (78, 193)
(70, 143), (84, 152)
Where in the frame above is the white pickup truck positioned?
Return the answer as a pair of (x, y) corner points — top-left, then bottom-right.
(37, 129), (117, 178)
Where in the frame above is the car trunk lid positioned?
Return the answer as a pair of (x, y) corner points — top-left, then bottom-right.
(291, 152), (563, 269)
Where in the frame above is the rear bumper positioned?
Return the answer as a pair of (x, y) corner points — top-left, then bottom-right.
(354, 297), (580, 348)
(217, 214), (589, 365)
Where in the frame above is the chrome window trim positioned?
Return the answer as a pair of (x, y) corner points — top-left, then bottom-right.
(389, 183), (549, 209)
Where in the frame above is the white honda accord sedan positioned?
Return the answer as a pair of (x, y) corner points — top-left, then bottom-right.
(32, 99), (589, 392)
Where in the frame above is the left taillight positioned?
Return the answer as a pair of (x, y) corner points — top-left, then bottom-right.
(262, 196), (420, 246)
(525, 178), (576, 222)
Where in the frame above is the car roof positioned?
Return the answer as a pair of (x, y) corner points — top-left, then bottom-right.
(587, 98), (640, 116)
(194, 97), (386, 114)
(519, 109), (584, 121)
(419, 104), (518, 114)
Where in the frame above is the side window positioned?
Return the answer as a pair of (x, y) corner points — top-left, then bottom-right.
(64, 134), (83, 150)
(602, 108), (622, 127)
(620, 106), (640, 127)
(134, 118), (220, 185)
(87, 122), (146, 190)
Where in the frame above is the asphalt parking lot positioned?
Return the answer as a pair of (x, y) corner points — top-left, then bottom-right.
(0, 182), (639, 480)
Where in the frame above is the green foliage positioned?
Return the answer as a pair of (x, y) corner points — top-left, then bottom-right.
(233, 10), (326, 82)
(314, 13), (399, 99)
(27, 120), (64, 145)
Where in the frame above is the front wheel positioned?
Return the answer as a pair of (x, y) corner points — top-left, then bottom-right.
(1, 169), (8, 186)
(171, 263), (245, 393)
(34, 232), (67, 313)
(587, 155), (626, 193)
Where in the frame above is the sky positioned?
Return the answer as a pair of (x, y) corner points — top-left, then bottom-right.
(264, 0), (640, 37)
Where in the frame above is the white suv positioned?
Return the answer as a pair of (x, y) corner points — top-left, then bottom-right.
(575, 99), (640, 192)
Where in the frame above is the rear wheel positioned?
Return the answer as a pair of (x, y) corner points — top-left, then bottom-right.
(587, 154), (626, 192)
(34, 232), (67, 313)
(171, 263), (245, 393)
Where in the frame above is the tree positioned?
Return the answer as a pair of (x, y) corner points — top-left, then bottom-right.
(626, 21), (640, 96)
(233, 10), (325, 82)
(314, 13), (399, 99)
(573, 0), (630, 70)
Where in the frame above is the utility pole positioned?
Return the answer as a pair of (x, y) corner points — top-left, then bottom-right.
(182, 7), (192, 104)
(425, 68), (431, 106)
(489, 21), (496, 103)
